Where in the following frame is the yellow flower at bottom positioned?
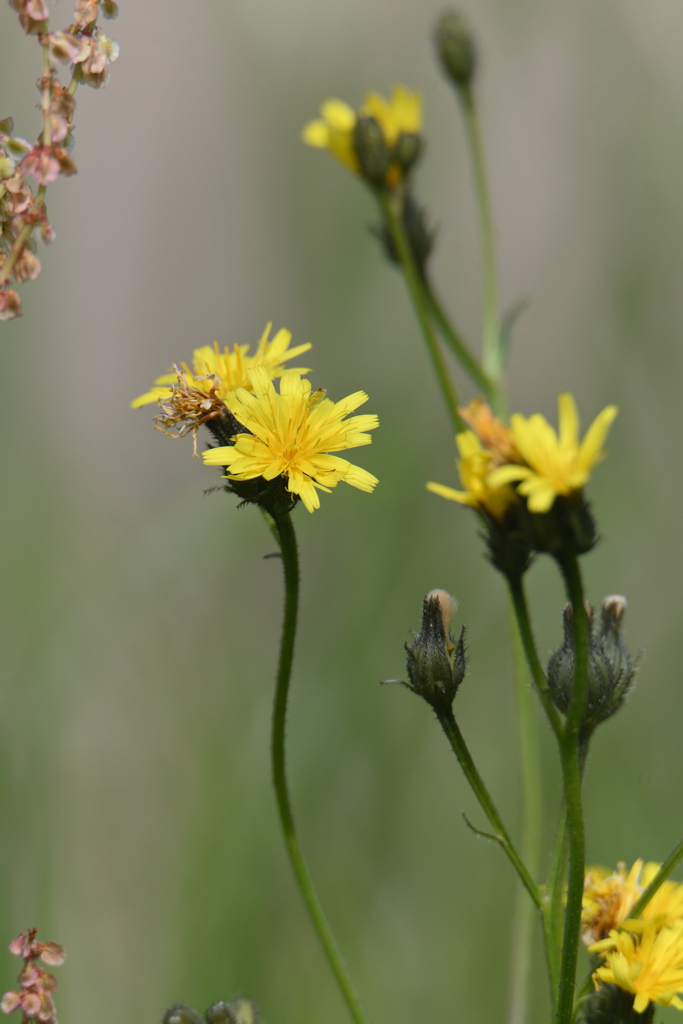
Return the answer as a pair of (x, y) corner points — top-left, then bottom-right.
(583, 861), (651, 944)
(426, 430), (517, 519)
(591, 920), (683, 1013)
(583, 860), (683, 945)
(203, 367), (378, 513)
(487, 393), (618, 514)
(131, 323), (311, 409)
(302, 85), (421, 187)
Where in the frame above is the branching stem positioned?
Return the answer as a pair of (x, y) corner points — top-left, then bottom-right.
(377, 189), (463, 433)
(437, 707), (542, 912)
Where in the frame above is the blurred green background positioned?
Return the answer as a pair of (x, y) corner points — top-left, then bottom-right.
(2, 1), (683, 1021)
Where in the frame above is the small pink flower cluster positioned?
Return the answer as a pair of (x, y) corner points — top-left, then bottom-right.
(0, 0), (120, 320)
(1, 930), (65, 1024)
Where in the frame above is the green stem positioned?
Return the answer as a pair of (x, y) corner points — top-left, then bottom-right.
(546, 799), (568, 1009)
(507, 611), (544, 1024)
(271, 513), (370, 1024)
(630, 833), (683, 920)
(437, 707), (542, 911)
(459, 86), (500, 383)
(507, 574), (564, 742)
(378, 190), (464, 433)
(555, 553), (589, 1024)
(422, 276), (496, 403)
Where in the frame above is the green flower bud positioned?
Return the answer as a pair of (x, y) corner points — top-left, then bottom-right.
(163, 1006), (205, 1024)
(352, 116), (391, 188)
(580, 979), (653, 1024)
(392, 132), (422, 175)
(403, 590), (466, 713)
(371, 192), (435, 276)
(226, 1001), (260, 1024)
(205, 1004), (235, 1024)
(547, 596), (638, 743)
(434, 12), (477, 91)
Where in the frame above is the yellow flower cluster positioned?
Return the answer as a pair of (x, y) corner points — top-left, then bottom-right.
(585, 860), (683, 1013)
(302, 85), (421, 189)
(427, 393), (617, 518)
(132, 325), (378, 514)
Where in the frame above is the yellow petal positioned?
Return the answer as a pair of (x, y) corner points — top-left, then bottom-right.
(577, 405), (618, 472)
(301, 119), (330, 147)
(426, 481), (476, 506)
(558, 393), (580, 450)
(320, 99), (356, 130)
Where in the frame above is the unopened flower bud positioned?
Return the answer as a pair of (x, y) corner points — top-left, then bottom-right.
(547, 596), (638, 743)
(434, 12), (477, 91)
(163, 1006), (205, 1024)
(205, 1004), (235, 1024)
(225, 1001), (260, 1024)
(402, 589), (466, 713)
(393, 132), (422, 175)
(372, 192), (435, 276)
(353, 116), (391, 188)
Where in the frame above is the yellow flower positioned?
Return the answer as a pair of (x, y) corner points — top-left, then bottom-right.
(426, 430), (518, 519)
(131, 324), (311, 410)
(583, 861), (651, 944)
(486, 394), (618, 514)
(583, 861), (683, 946)
(202, 367), (378, 513)
(302, 85), (421, 187)
(591, 920), (683, 1013)
(459, 396), (520, 465)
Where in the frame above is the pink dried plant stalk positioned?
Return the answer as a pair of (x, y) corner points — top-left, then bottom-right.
(0, 0), (120, 320)
(1, 929), (65, 1024)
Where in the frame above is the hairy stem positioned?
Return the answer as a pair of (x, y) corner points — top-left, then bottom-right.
(556, 553), (589, 1024)
(458, 86), (500, 384)
(507, 612), (545, 1024)
(507, 574), (564, 742)
(422, 276), (496, 403)
(630, 833), (683, 920)
(437, 707), (542, 911)
(378, 189), (463, 433)
(271, 512), (370, 1024)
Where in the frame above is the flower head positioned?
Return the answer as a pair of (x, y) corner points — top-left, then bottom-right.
(203, 367), (378, 513)
(302, 85), (421, 188)
(132, 324), (311, 413)
(426, 429), (518, 519)
(487, 394), (618, 514)
(583, 861), (652, 944)
(591, 920), (683, 1014)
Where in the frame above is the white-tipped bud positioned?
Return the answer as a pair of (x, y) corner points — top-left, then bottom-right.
(425, 589), (457, 638)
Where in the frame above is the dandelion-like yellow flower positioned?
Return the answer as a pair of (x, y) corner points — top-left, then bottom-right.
(583, 861), (653, 944)
(584, 861), (683, 942)
(302, 85), (421, 187)
(426, 430), (518, 519)
(486, 394), (618, 514)
(203, 367), (378, 513)
(591, 920), (683, 1013)
(131, 324), (311, 410)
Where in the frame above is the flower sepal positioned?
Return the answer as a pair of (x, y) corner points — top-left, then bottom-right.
(398, 590), (467, 714)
